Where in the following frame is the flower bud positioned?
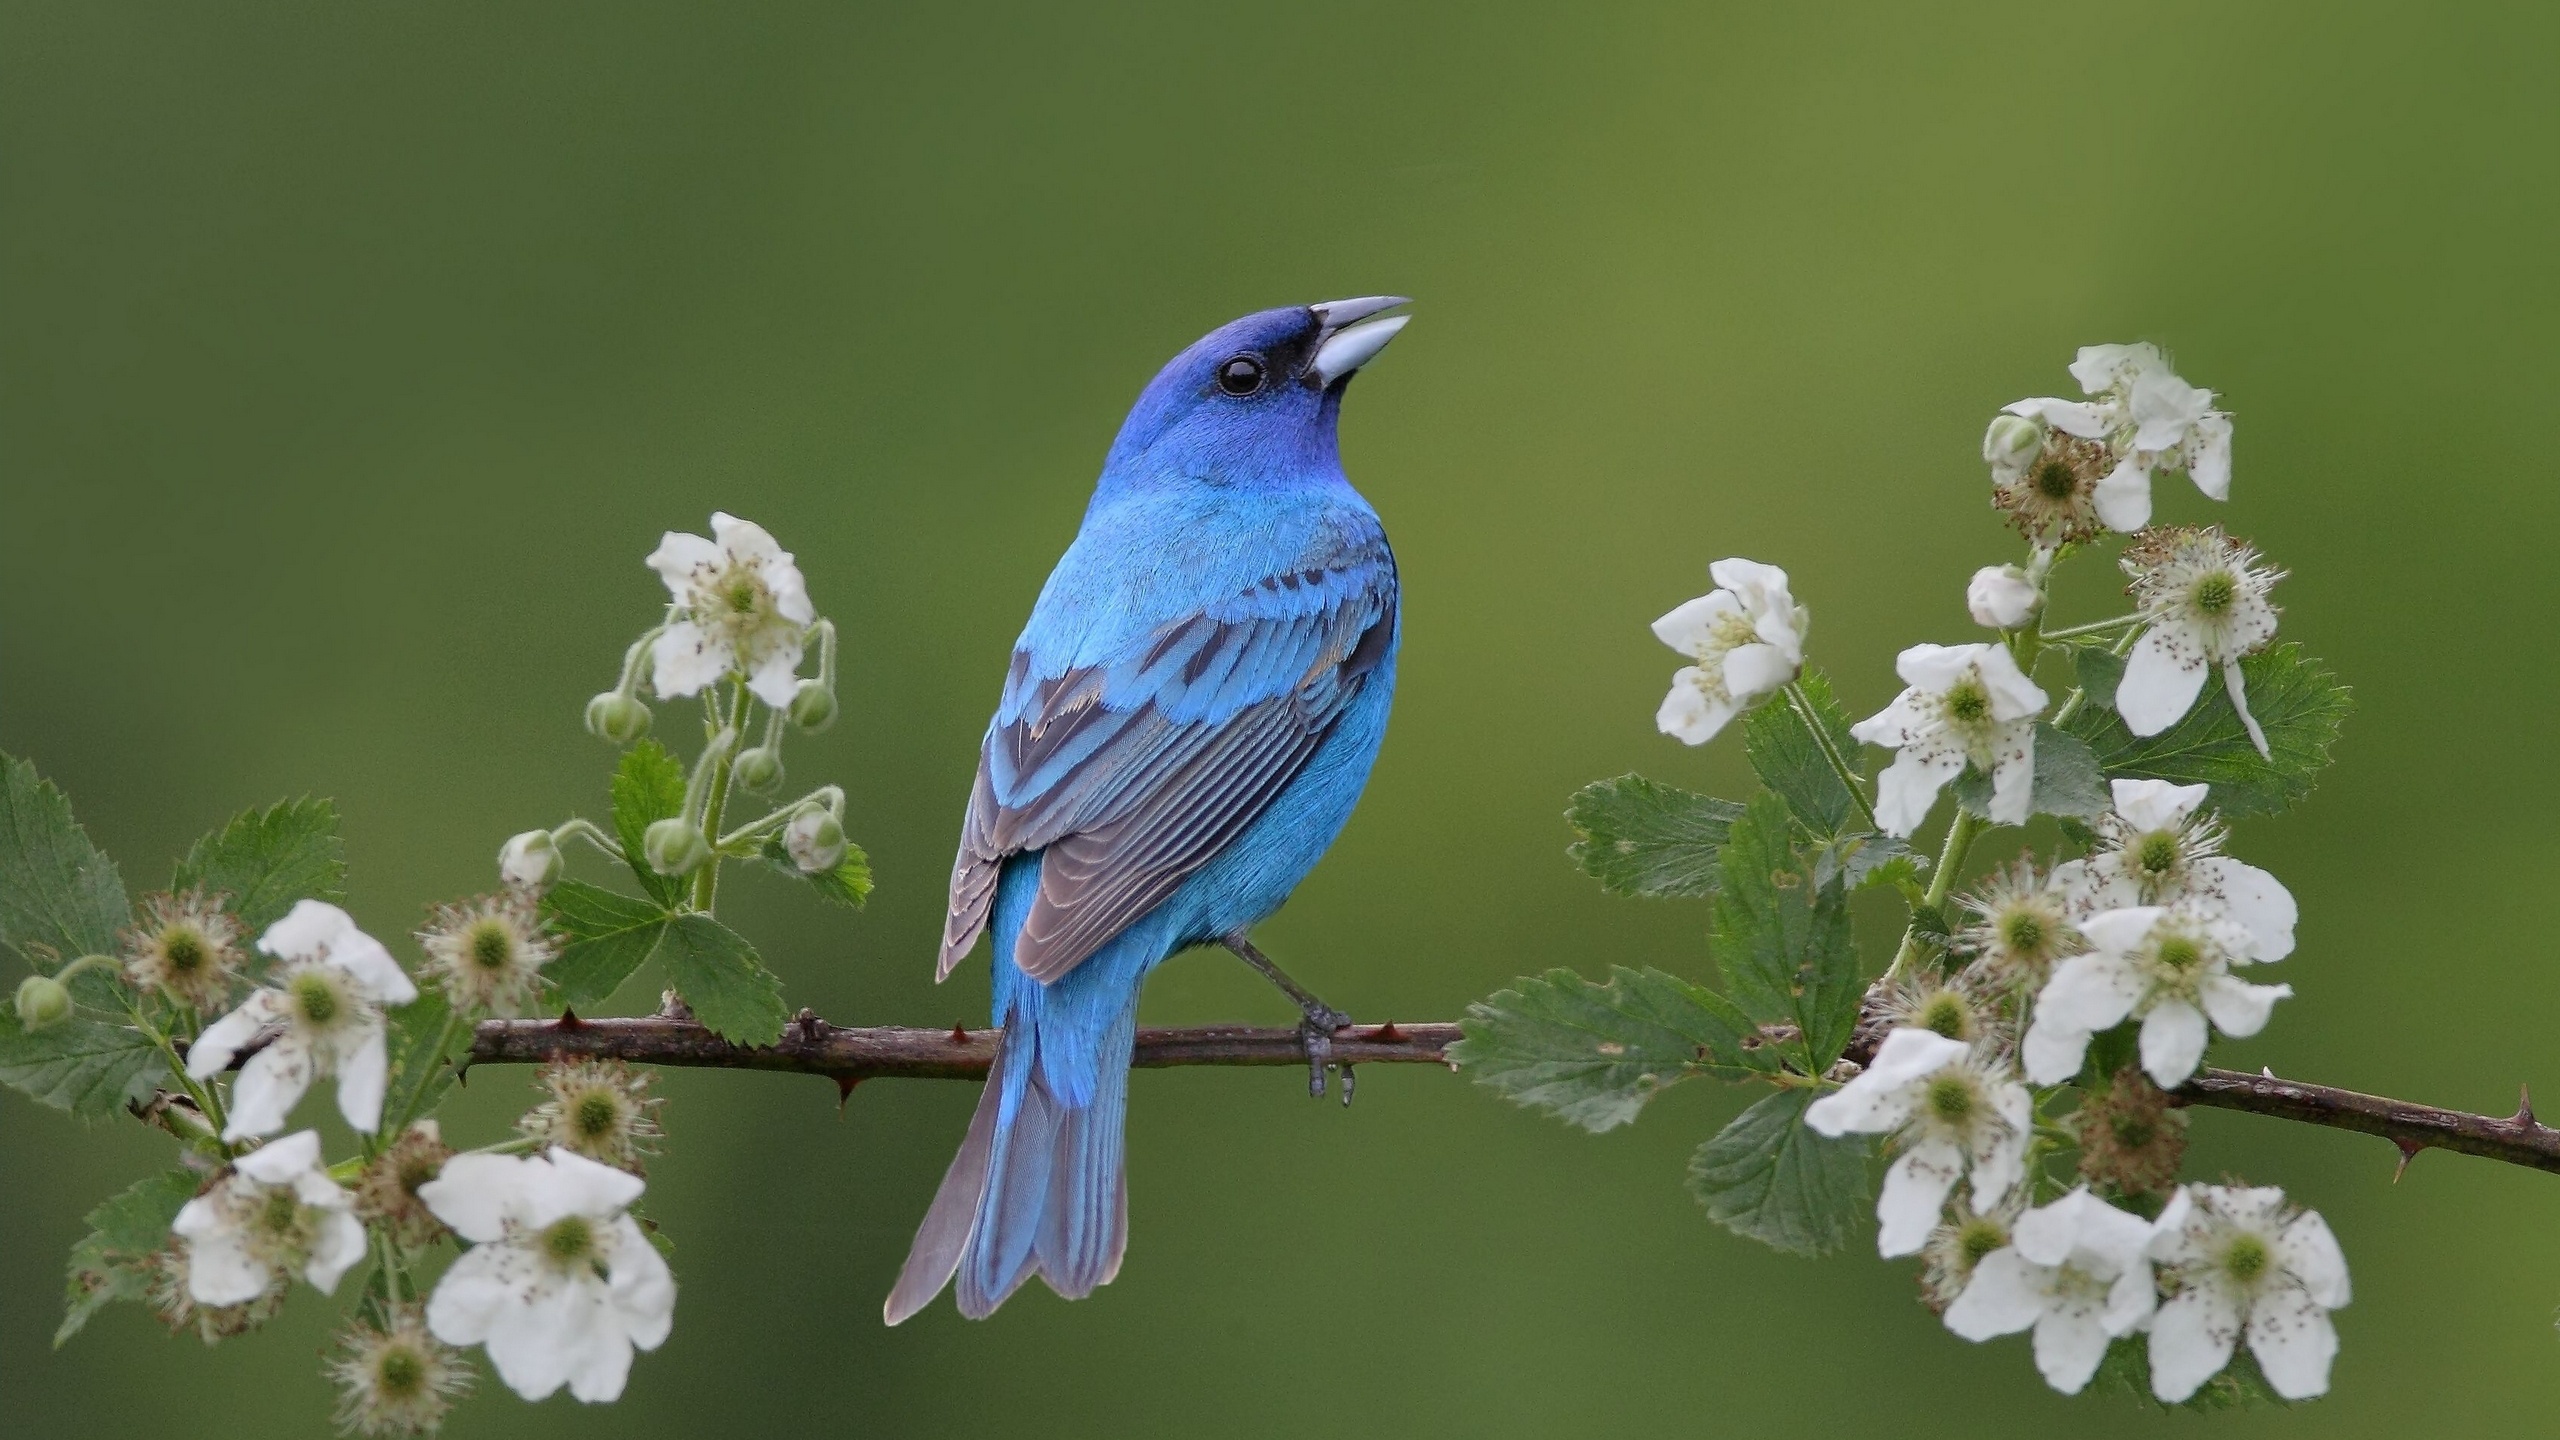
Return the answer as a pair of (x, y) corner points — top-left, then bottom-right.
(584, 692), (653, 745)
(14, 973), (71, 1030)
(1966, 564), (2042, 630)
(497, 830), (563, 892)
(733, 747), (785, 795)
(1981, 412), (2044, 479)
(784, 808), (846, 875)
(787, 680), (837, 733)
(642, 819), (711, 876)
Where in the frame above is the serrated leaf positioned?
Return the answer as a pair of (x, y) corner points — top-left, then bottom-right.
(0, 753), (130, 972)
(1949, 723), (2111, 822)
(540, 881), (671, 1012)
(661, 913), (787, 1045)
(172, 796), (345, 935)
(1451, 966), (1774, 1133)
(611, 741), (690, 908)
(2066, 644), (2350, 818)
(1564, 775), (1746, 899)
(58, 1169), (198, 1345)
(1807, 832), (1914, 892)
(1743, 670), (1860, 837)
(0, 1009), (163, 1114)
(758, 836), (874, 908)
(1686, 1089), (1869, 1257)
(1713, 794), (1861, 1069)
(2089, 1333), (2291, 1412)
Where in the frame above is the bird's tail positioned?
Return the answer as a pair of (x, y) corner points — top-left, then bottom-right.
(882, 979), (1138, 1324)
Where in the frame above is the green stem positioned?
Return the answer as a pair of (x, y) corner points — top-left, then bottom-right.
(1885, 811), (1984, 983)
(128, 1001), (228, 1138)
(691, 682), (753, 914)
(2040, 614), (2140, 641)
(551, 817), (624, 862)
(386, 1009), (466, 1140)
(1782, 681), (1879, 833)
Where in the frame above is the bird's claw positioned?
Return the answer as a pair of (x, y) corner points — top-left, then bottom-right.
(1298, 1004), (1354, 1106)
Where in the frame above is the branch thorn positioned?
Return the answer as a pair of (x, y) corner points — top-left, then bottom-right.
(949, 1022), (969, 1044)
(555, 1007), (583, 1030)
(2514, 1084), (2537, 1130)
(2392, 1137), (2424, 1183)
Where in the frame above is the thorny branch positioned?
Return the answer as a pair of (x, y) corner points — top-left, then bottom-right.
(455, 1009), (2560, 1178)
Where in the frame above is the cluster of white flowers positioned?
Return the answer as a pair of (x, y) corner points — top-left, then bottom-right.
(1648, 343), (2350, 1405)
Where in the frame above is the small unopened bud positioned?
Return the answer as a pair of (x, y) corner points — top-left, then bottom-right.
(784, 808), (846, 875)
(733, 747), (785, 795)
(787, 680), (837, 733)
(642, 819), (711, 877)
(1982, 412), (2044, 479)
(498, 830), (563, 892)
(1966, 564), (2042, 630)
(14, 974), (72, 1030)
(585, 692), (653, 745)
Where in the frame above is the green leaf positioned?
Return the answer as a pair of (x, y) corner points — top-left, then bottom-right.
(1452, 966), (1775, 1133)
(1712, 794), (1861, 1069)
(2089, 1334), (2291, 1412)
(1949, 723), (2111, 821)
(661, 913), (788, 1046)
(759, 836), (875, 908)
(57, 1169), (199, 1346)
(611, 740), (691, 908)
(0, 1009), (163, 1115)
(1743, 670), (1860, 837)
(540, 881), (672, 1012)
(1807, 832), (1914, 892)
(0, 753), (130, 970)
(384, 989), (474, 1119)
(1564, 775), (1746, 899)
(2065, 643), (2351, 818)
(1686, 1089), (1869, 1257)
(172, 797), (346, 934)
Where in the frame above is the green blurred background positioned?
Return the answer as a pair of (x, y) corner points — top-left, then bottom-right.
(4, 2), (2556, 1434)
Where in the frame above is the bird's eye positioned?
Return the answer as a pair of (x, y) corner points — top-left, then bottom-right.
(1216, 353), (1267, 397)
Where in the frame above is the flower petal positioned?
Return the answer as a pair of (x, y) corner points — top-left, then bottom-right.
(2186, 413), (2232, 500)
(258, 899), (356, 962)
(2006, 395), (2112, 438)
(2199, 974), (2291, 1039)
(649, 620), (730, 700)
(336, 1025), (390, 1133)
(1969, 1083), (2032, 1209)
(2103, 1259), (2159, 1336)
(539, 1148), (649, 1222)
(1944, 1249), (2048, 1341)
(2138, 998), (2211, 1088)
(1878, 1140), (1964, 1257)
(2148, 1282), (2242, 1402)
(1894, 642), (1983, 693)
(2246, 1281), (2340, 1400)
(225, 1039), (314, 1140)
(2092, 454), (2154, 532)
(1720, 642), (1796, 702)
(744, 634), (807, 709)
(1873, 744), (1965, 839)
(482, 1276), (587, 1401)
(1974, 645), (2049, 721)
(2277, 1210), (2352, 1310)
(1987, 742), (2035, 826)
(1847, 687), (1935, 750)
(425, 1244), (517, 1345)
(2032, 1293), (2116, 1394)
(1650, 592), (1743, 656)
(2110, 778), (2210, 833)
(606, 1215), (678, 1350)
(306, 1208), (369, 1294)
(645, 531), (722, 598)
(234, 1129), (324, 1183)
(2117, 628), (2209, 738)
(183, 1232), (273, 1308)
(325, 926), (418, 1005)
(1655, 672), (1736, 746)
(186, 999), (269, 1080)
(419, 1153), (535, 1243)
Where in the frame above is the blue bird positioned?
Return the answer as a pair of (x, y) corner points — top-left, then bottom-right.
(883, 297), (1411, 1324)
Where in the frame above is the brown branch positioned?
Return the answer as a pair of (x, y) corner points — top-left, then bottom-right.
(465, 1011), (2560, 1177)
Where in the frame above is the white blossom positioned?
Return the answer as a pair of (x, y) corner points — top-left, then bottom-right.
(1806, 1028), (2030, 1258)
(1849, 642), (2048, 836)
(2147, 1183), (2349, 1402)
(2023, 903), (2292, 1089)
(1649, 558), (1808, 746)
(420, 1148), (676, 1404)
(2118, 526), (2284, 752)
(1967, 564), (2042, 630)
(646, 512), (817, 708)
(187, 900), (418, 1140)
(1944, 1186), (2159, 1394)
(169, 1130), (367, 1307)
(498, 829), (563, 893)
(2049, 779), (2296, 961)
(2006, 343), (2231, 532)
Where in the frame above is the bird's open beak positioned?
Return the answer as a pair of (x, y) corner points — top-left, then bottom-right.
(1307, 295), (1411, 387)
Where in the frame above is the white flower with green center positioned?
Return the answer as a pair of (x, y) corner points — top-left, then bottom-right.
(1850, 642), (2048, 837)
(2002, 344), (2231, 532)
(329, 1305), (472, 1437)
(1806, 1028), (2030, 1257)
(2051, 779), (2296, 961)
(169, 1130), (368, 1307)
(419, 1148), (676, 1404)
(418, 891), (556, 1017)
(1943, 1185), (2159, 1394)
(1955, 858), (2085, 990)
(186, 900), (418, 1140)
(2022, 903), (2292, 1089)
(646, 512), (817, 707)
(2118, 526), (2284, 752)
(2146, 1183), (2349, 1402)
(1649, 558), (1808, 745)
(1920, 1192), (2024, 1312)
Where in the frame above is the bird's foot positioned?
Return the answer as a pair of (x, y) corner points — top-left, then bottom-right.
(1297, 1000), (1355, 1107)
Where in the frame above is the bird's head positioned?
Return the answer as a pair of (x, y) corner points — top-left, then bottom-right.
(1097, 297), (1410, 494)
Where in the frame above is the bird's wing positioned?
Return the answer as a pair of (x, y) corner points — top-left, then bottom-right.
(940, 535), (1396, 984)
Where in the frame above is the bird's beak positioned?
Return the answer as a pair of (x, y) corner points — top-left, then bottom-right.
(1307, 296), (1411, 387)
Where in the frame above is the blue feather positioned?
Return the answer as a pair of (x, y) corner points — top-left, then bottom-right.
(885, 301), (1406, 1324)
